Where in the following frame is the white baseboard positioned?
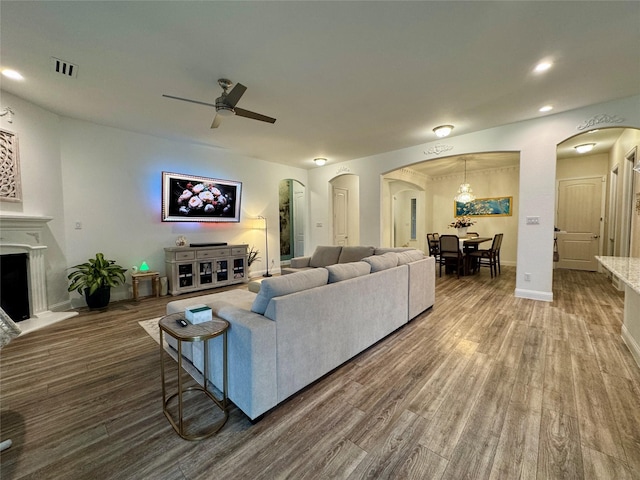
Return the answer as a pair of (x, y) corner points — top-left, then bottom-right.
(514, 288), (553, 302)
(622, 324), (640, 368)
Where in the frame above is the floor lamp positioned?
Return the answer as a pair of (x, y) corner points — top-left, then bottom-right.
(257, 215), (272, 277)
(0, 307), (21, 452)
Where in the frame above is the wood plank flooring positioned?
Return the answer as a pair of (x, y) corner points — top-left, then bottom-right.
(1, 267), (639, 479)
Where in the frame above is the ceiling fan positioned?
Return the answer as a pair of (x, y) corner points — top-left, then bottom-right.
(163, 78), (276, 128)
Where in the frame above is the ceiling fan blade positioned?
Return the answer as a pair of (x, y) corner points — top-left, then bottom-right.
(162, 94), (217, 108)
(224, 83), (247, 108)
(211, 114), (222, 129)
(234, 107), (276, 124)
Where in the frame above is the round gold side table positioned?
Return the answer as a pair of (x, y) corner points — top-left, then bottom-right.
(158, 313), (229, 440)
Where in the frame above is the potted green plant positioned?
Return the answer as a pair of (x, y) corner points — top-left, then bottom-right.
(67, 253), (127, 309)
(247, 246), (260, 277)
(247, 246), (260, 267)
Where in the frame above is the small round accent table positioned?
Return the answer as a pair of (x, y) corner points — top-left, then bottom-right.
(158, 313), (229, 440)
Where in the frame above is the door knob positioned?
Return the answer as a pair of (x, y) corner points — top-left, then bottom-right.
(592, 234), (600, 239)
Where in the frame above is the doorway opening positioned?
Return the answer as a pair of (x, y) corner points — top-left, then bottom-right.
(555, 127), (640, 271)
(382, 152), (520, 267)
(279, 179), (306, 264)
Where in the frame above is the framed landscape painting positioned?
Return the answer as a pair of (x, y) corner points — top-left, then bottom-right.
(455, 196), (512, 217)
(162, 171), (242, 222)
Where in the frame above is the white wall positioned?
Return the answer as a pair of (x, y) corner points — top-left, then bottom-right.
(0, 91), (307, 308)
(0, 92), (70, 309)
(556, 153), (609, 180)
(60, 118), (307, 305)
(308, 95), (640, 301)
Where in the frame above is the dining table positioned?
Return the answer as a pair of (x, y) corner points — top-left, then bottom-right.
(459, 236), (492, 275)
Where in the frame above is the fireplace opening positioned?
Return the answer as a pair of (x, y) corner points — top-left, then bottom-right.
(1, 253), (30, 321)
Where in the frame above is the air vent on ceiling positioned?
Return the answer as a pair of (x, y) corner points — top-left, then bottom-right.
(50, 57), (78, 78)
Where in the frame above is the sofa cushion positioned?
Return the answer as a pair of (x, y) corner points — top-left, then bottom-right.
(362, 252), (399, 272)
(251, 268), (329, 315)
(309, 246), (343, 267)
(396, 249), (425, 265)
(374, 247), (414, 255)
(338, 246), (375, 264)
(326, 261), (371, 283)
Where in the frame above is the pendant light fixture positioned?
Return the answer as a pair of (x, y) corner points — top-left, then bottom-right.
(454, 158), (475, 204)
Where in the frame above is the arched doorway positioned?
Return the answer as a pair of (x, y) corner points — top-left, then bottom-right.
(555, 127), (640, 269)
(382, 152), (520, 264)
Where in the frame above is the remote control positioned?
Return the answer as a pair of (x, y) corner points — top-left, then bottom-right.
(176, 318), (188, 327)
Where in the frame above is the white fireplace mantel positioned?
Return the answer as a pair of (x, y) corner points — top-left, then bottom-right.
(0, 213), (77, 334)
(0, 214), (53, 243)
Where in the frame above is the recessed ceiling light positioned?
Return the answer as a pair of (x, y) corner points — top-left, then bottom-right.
(433, 125), (454, 138)
(314, 158), (327, 166)
(1, 69), (24, 80)
(534, 61), (552, 73)
(539, 105), (553, 113)
(575, 143), (596, 154)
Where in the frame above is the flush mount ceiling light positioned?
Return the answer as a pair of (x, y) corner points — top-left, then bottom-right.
(433, 125), (454, 138)
(539, 105), (553, 113)
(314, 158), (327, 166)
(1, 69), (24, 80)
(575, 143), (596, 154)
(534, 61), (553, 73)
(454, 158), (475, 204)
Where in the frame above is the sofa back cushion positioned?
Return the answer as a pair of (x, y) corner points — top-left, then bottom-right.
(362, 252), (399, 272)
(309, 246), (343, 267)
(251, 268), (329, 315)
(338, 246), (375, 264)
(374, 247), (414, 255)
(326, 261), (371, 283)
(396, 249), (425, 265)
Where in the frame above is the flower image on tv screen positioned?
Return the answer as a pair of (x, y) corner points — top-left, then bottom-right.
(162, 171), (242, 223)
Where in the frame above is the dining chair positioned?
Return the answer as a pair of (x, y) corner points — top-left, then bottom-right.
(427, 233), (440, 260)
(439, 234), (465, 278)
(469, 233), (501, 277)
(495, 233), (504, 274)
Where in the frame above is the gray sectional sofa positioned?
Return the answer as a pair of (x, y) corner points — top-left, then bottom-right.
(165, 247), (435, 420)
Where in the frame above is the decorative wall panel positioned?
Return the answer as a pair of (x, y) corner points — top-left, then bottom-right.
(0, 129), (21, 202)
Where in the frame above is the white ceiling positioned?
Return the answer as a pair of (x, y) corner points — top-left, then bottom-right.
(1, 1), (639, 170)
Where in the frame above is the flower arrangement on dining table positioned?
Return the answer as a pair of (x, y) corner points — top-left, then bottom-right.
(449, 216), (476, 229)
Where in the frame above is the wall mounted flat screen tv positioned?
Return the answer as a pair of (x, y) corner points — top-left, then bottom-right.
(162, 171), (242, 223)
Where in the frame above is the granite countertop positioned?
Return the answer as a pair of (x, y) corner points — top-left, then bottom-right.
(596, 256), (640, 295)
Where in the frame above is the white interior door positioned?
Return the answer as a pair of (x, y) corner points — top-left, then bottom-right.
(556, 176), (604, 271)
(333, 187), (349, 246)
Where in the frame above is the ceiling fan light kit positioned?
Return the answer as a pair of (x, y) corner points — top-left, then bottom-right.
(163, 78), (276, 128)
